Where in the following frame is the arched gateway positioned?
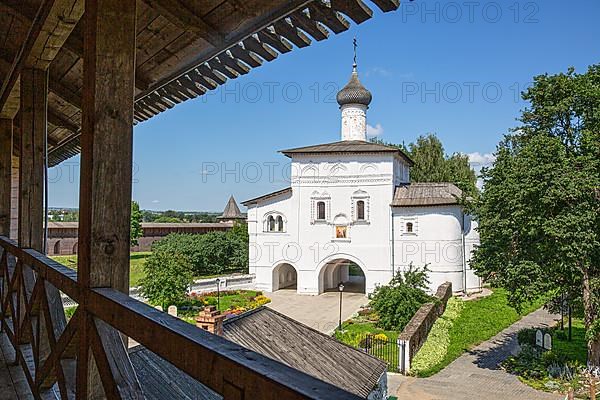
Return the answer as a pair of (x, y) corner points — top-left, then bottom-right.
(317, 255), (366, 294)
(272, 263), (298, 291)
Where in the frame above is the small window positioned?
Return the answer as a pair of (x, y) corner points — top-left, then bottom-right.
(357, 200), (365, 220)
(268, 216), (276, 232)
(335, 226), (347, 239)
(276, 215), (284, 232)
(317, 201), (326, 220)
(406, 222), (414, 233)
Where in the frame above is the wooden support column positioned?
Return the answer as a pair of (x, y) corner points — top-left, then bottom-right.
(18, 68), (47, 252)
(78, 0), (142, 398)
(0, 119), (11, 237)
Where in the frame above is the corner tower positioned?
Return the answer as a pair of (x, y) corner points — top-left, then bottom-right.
(336, 39), (372, 141)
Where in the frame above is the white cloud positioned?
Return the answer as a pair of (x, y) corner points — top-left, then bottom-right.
(367, 123), (384, 137)
(467, 152), (496, 190)
(151, 200), (160, 204)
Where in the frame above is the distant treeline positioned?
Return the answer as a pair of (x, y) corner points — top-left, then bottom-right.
(141, 210), (221, 223)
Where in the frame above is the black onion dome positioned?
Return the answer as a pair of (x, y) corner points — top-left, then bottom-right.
(336, 68), (372, 107)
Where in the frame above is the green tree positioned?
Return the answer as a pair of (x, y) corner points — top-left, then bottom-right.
(130, 201), (143, 246)
(139, 249), (193, 308)
(473, 65), (600, 366)
(372, 134), (478, 199)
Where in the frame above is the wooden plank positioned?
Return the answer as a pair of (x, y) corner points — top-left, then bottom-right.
(241, 36), (278, 62)
(47, 110), (79, 134)
(78, 1), (141, 396)
(0, 119), (12, 237)
(18, 68), (46, 252)
(289, 11), (330, 41)
(308, 2), (351, 34)
(370, 0), (401, 13)
(257, 29), (294, 54)
(87, 288), (362, 400)
(229, 44), (263, 68)
(142, 0), (224, 46)
(273, 19), (312, 48)
(330, 0), (373, 24)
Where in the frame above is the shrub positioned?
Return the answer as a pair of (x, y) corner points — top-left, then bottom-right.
(517, 328), (538, 346)
(370, 265), (433, 331)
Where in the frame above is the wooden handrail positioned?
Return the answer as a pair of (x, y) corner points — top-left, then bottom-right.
(0, 236), (360, 399)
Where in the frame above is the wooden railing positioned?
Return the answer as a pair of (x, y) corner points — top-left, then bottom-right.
(0, 236), (360, 399)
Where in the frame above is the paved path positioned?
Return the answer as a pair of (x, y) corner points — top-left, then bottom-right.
(266, 289), (368, 334)
(389, 309), (564, 400)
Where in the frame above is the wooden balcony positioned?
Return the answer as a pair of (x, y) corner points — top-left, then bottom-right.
(0, 0), (404, 398)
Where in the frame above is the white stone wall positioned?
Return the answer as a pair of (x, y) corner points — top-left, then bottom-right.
(392, 205), (480, 293)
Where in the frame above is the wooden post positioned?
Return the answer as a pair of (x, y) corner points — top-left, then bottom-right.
(0, 119), (11, 237)
(19, 68), (47, 252)
(78, 0), (142, 398)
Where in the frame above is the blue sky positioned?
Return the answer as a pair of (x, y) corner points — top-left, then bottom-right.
(48, 0), (600, 211)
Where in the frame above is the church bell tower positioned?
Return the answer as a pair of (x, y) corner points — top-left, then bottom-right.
(336, 39), (372, 141)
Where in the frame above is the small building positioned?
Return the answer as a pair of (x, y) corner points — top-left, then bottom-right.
(131, 307), (388, 400)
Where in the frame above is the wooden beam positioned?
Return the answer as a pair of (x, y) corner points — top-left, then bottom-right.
(18, 68), (47, 252)
(47, 110), (79, 134)
(78, 0), (142, 397)
(0, 119), (12, 236)
(0, 0), (84, 117)
(142, 0), (225, 46)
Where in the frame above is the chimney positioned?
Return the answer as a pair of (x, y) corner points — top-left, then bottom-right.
(195, 306), (226, 335)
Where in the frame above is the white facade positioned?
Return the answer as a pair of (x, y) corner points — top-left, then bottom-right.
(244, 68), (481, 295)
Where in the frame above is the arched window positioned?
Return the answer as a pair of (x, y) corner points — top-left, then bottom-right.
(317, 201), (326, 220)
(72, 242), (78, 254)
(406, 222), (414, 233)
(276, 215), (284, 232)
(53, 241), (61, 255)
(268, 216), (275, 232)
(357, 200), (365, 221)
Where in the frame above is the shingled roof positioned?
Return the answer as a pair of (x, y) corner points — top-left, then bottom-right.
(223, 307), (387, 399)
(281, 140), (414, 166)
(392, 183), (463, 207)
(218, 195), (245, 220)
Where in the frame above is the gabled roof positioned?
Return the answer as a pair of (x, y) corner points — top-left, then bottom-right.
(223, 307), (387, 399)
(218, 196), (245, 220)
(242, 187), (292, 206)
(392, 183), (463, 207)
(281, 140), (414, 166)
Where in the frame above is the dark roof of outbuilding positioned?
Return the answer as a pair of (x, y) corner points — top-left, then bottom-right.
(222, 307), (387, 399)
(241, 187), (292, 206)
(281, 140), (414, 166)
(392, 183), (463, 207)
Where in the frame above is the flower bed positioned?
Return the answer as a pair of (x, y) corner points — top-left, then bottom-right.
(178, 290), (271, 323)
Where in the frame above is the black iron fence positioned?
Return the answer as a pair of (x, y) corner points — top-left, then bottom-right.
(360, 334), (401, 373)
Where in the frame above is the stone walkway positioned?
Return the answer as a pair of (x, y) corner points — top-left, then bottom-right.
(266, 289), (368, 334)
(389, 309), (564, 400)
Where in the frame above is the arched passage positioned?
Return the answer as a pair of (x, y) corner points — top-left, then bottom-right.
(272, 263), (298, 291)
(53, 240), (61, 255)
(318, 257), (366, 294)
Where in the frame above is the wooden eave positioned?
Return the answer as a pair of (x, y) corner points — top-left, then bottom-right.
(0, 0), (404, 166)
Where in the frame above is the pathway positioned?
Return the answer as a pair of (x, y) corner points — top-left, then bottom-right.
(389, 308), (564, 400)
(266, 289), (368, 334)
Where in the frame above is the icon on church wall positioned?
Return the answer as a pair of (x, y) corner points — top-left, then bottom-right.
(335, 226), (347, 239)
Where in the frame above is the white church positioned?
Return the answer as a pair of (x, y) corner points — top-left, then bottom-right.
(243, 60), (480, 296)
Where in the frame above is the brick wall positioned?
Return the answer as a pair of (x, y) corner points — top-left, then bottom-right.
(398, 282), (453, 373)
(10, 156), (18, 240)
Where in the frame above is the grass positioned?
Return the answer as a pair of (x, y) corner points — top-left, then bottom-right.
(335, 320), (400, 370)
(51, 252), (151, 287)
(411, 288), (546, 377)
(552, 319), (588, 365)
(179, 290), (270, 324)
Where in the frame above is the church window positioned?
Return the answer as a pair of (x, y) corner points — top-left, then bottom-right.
(268, 216), (276, 232)
(357, 200), (365, 220)
(317, 201), (326, 220)
(406, 222), (414, 233)
(276, 215), (284, 232)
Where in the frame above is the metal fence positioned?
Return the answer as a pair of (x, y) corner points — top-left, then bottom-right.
(360, 334), (401, 373)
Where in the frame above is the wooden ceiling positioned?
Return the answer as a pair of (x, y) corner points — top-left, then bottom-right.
(0, 0), (403, 166)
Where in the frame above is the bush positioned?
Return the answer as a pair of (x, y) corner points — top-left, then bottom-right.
(139, 250), (194, 308)
(517, 328), (538, 346)
(370, 264), (434, 331)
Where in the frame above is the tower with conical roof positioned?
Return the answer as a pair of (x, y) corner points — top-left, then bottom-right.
(218, 195), (246, 223)
(336, 38), (372, 142)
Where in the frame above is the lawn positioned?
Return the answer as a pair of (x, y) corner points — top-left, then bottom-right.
(51, 252), (151, 287)
(178, 290), (271, 324)
(410, 288), (546, 377)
